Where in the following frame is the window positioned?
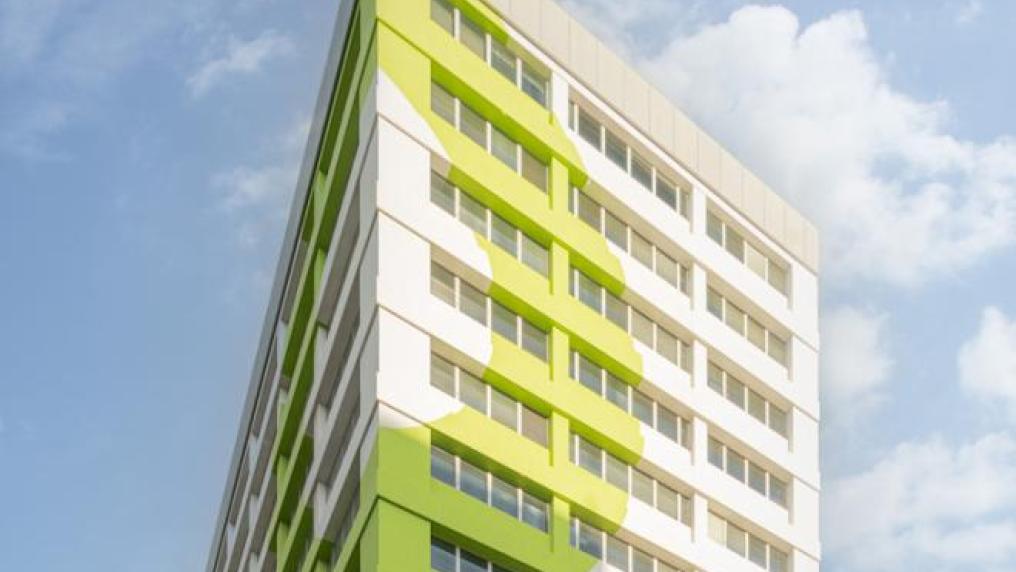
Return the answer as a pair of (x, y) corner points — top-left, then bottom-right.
(432, 537), (522, 572)
(491, 128), (518, 170)
(522, 492), (548, 531)
(460, 16), (486, 59)
(708, 514), (789, 572)
(710, 361), (790, 439)
(572, 519), (686, 571)
(605, 131), (627, 170)
(431, 0), (454, 34)
(520, 149), (547, 190)
(578, 109), (602, 149)
(631, 154), (652, 190)
(520, 62), (547, 106)
(707, 287), (789, 367)
(490, 40), (516, 81)
(631, 231), (653, 268)
(460, 103), (487, 146)
(605, 212), (627, 249)
(707, 209), (790, 296)
(431, 537), (457, 572)
(431, 446), (456, 486)
(708, 435), (789, 509)
(459, 192), (487, 234)
(432, 83), (456, 124)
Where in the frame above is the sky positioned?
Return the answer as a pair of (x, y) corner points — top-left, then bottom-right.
(0, 0), (1014, 571)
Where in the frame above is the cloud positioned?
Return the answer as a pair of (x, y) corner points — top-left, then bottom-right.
(0, 101), (70, 160)
(958, 306), (1016, 419)
(825, 432), (1016, 571)
(0, 0), (65, 69)
(625, 6), (1016, 286)
(187, 30), (292, 98)
(955, 0), (983, 25)
(820, 305), (893, 421)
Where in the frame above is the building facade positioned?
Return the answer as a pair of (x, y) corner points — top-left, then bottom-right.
(206, 1), (821, 571)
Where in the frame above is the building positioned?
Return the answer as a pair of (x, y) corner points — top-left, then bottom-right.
(205, 0), (821, 571)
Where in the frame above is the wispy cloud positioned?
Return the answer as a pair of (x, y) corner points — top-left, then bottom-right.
(958, 306), (1016, 419)
(955, 0), (983, 25)
(187, 30), (293, 98)
(0, 0), (65, 69)
(821, 305), (893, 425)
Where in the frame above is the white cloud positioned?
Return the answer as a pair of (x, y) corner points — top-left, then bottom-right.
(187, 30), (292, 97)
(627, 6), (1016, 286)
(825, 432), (1016, 571)
(821, 306), (893, 420)
(955, 0), (983, 25)
(958, 306), (1016, 418)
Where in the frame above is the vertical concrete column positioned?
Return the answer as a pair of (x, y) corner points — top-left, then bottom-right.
(690, 184), (707, 236)
(692, 493), (709, 544)
(550, 72), (570, 129)
(550, 412), (572, 555)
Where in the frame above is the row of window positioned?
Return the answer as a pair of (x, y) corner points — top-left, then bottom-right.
(570, 267), (691, 370)
(431, 261), (549, 361)
(431, 446), (550, 532)
(431, 537), (513, 572)
(570, 103), (689, 217)
(707, 211), (788, 296)
(430, 354), (549, 447)
(569, 352), (691, 449)
(708, 362), (788, 438)
(708, 437), (788, 508)
(707, 287), (788, 367)
(570, 519), (684, 572)
(430, 0), (548, 107)
(571, 188), (689, 295)
(570, 434), (692, 526)
(430, 172), (549, 276)
(432, 83), (548, 191)
(708, 512), (789, 572)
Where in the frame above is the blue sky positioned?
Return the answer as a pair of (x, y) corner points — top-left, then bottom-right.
(1, 0), (1014, 570)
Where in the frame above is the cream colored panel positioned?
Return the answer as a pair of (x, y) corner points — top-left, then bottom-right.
(673, 109), (698, 170)
(650, 88), (674, 151)
(697, 131), (721, 190)
(596, 43), (627, 111)
(719, 149), (744, 208)
(486, 0), (510, 14)
(803, 222), (820, 270)
(538, 0), (569, 65)
(784, 211), (804, 259)
(742, 170), (766, 223)
(509, 0), (540, 35)
(765, 191), (786, 242)
(568, 22), (598, 88)
(624, 71), (651, 135)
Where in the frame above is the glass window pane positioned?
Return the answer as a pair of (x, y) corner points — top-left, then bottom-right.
(605, 453), (628, 491)
(770, 548), (788, 572)
(680, 265), (690, 294)
(576, 271), (601, 313)
(578, 438), (602, 477)
(430, 354), (456, 396)
(605, 291), (628, 330)
(521, 62), (547, 106)
(490, 40), (516, 82)
(431, 262), (456, 306)
(725, 302), (746, 335)
(578, 522), (603, 558)
(606, 374), (629, 411)
(491, 301), (518, 343)
(657, 484), (680, 520)
(520, 234), (549, 276)
(707, 363), (724, 394)
(769, 476), (787, 507)
(632, 548), (654, 572)
(606, 536), (628, 570)
(657, 407), (678, 442)
(459, 371), (487, 413)
(656, 177), (677, 209)
(459, 103), (487, 147)
(460, 549), (488, 572)
(679, 189), (690, 220)
(605, 130), (627, 170)
(768, 333), (788, 365)
(632, 469), (654, 505)
(522, 493), (548, 531)
(491, 475), (519, 517)
(708, 512), (726, 544)
(748, 318), (767, 351)
(605, 211), (627, 250)
(707, 211), (724, 245)
(460, 16), (486, 59)
(458, 192), (488, 235)
(726, 376), (746, 408)
(632, 391), (653, 426)
(521, 406), (548, 446)
(459, 461), (488, 502)
(769, 406), (788, 437)
(708, 438), (724, 469)
(656, 327), (679, 364)
(748, 463), (767, 495)
(630, 231), (653, 268)
(431, 0), (454, 34)
(491, 128), (518, 170)
(431, 447), (456, 486)
(577, 355), (601, 394)
(769, 263), (788, 294)
(430, 172), (456, 215)
(749, 536), (768, 567)
(490, 387), (518, 430)
(631, 154), (652, 190)
(631, 310), (654, 348)
(577, 191), (601, 230)
(746, 243), (767, 279)
(431, 83), (456, 124)
(520, 320), (548, 361)
(707, 288), (723, 319)
(577, 109), (601, 149)
(727, 523), (747, 556)
(656, 251), (678, 287)
(681, 418), (692, 451)
(459, 282), (488, 325)
(431, 537), (457, 572)
(748, 390), (767, 423)
(726, 449), (746, 482)
(521, 148), (547, 190)
(726, 229), (745, 261)
(491, 213), (518, 256)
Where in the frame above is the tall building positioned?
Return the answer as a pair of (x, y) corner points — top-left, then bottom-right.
(206, 1), (821, 571)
